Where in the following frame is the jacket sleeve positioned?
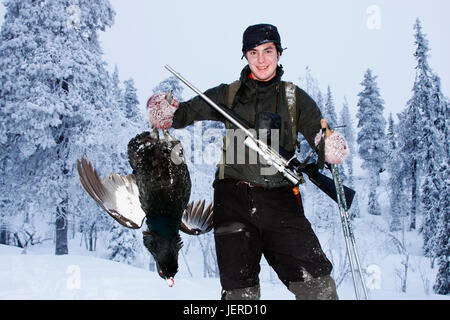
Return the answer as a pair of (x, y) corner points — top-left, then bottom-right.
(296, 87), (325, 166)
(172, 83), (229, 129)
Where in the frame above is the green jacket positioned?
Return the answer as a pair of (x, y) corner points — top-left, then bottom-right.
(172, 65), (323, 189)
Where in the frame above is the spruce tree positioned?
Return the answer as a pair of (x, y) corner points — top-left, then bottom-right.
(297, 67), (323, 160)
(305, 90), (325, 159)
(324, 86), (338, 128)
(298, 66), (321, 102)
(119, 76), (143, 148)
(419, 65), (448, 274)
(386, 114), (406, 231)
(356, 69), (387, 215)
(152, 75), (184, 100)
(399, 19), (434, 230)
(123, 78), (145, 132)
(430, 74), (449, 158)
(111, 65), (124, 116)
(431, 82), (449, 295)
(106, 223), (143, 267)
(340, 97), (355, 161)
(340, 97), (359, 218)
(420, 76), (445, 259)
(432, 162), (449, 295)
(398, 20), (449, 293)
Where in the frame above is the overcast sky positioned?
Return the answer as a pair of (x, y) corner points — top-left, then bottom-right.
(1, 0), (449, 121)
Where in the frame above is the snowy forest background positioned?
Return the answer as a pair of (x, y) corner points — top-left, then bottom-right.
(0, 0), (448, 299)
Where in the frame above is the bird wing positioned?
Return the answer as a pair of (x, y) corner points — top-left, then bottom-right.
(180, 200), (214, 235)
(76, 157), (146, 229)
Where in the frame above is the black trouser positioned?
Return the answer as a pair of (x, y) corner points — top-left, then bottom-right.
(213, 179), (333, 291)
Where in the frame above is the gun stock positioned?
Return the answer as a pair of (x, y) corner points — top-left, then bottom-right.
(302, 166), (355, 210)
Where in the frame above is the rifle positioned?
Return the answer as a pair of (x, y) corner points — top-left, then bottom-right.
(165, 65), (356, 209)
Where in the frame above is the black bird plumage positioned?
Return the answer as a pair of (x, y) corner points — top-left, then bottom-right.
(128, 129), (190, 281)
(77, 128), (213, 285)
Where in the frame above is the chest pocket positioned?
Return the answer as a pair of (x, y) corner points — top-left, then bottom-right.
(217, 80), (298, 179)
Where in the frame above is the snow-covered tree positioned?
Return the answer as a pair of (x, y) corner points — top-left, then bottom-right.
(340, 97), (355, 165)
(298, 66), (321, 102)
(395, 21), (448, 289)
(0, 0), (122, 254)
(432, 162), (449, 295)
(429, 74), (449, 159)
(340, 97), (359, 218)
(111, 65), (124, 115)
(429, 77), (449, 295)
(356, 69), (387, 215)
(420, 82), (446, 260)
(106, 223), (144, 267)
(152, 75), (184, 100)
(297, 67), (323, 160)
(398, 19), (434, 230)
(324, 86), (338, 129)
(109, 68), (144, 173)
(123, 78), (142, 127)
(418, 69), (448, 276)
(386, 114), (407, 231)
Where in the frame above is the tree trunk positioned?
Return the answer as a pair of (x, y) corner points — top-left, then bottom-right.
(0, 225), (10, 245)
(401, 254), (409, 293)
(410, 160), (417, 230)
(55, 200), (68, 255)
(368, 173), (381, 215)
(55, 127), (69, 255)
(88, 223), (97, 251)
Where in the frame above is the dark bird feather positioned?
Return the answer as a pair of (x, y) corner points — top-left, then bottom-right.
(77, 128), (213, 284)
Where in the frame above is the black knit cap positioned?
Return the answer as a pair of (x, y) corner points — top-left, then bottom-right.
(242, 23), (283, 58)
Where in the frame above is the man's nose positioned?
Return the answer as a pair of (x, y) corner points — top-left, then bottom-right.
(257, 52), (265, 63)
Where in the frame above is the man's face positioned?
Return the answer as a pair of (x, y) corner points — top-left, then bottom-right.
(246, 42), (280, 82)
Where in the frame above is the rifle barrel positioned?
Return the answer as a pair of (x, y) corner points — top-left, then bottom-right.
(165, 65), (255, 139)
(165, 65), (299, 184)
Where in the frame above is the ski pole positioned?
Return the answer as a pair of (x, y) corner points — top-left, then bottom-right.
(329, 162), (369, 300)
(316, 121), (368, 300)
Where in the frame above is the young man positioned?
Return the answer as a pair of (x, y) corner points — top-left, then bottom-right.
(148, 24), (346, 300)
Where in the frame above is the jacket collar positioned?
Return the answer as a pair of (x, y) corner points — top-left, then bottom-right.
(239, 64), (284, 91)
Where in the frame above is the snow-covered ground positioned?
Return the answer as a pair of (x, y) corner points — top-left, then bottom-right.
(0, 242), (287, 300)
(0, 153), (447, 301)
(0, 230), (448, 300)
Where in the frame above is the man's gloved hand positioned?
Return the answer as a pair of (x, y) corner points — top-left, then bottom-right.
(314, 119), (350, 165)
(146, 91), (180, 130)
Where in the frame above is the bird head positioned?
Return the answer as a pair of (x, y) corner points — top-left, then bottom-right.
(143, 229), (182, 286)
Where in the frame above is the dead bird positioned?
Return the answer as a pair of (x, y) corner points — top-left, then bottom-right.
(77, 128), (213, 287)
